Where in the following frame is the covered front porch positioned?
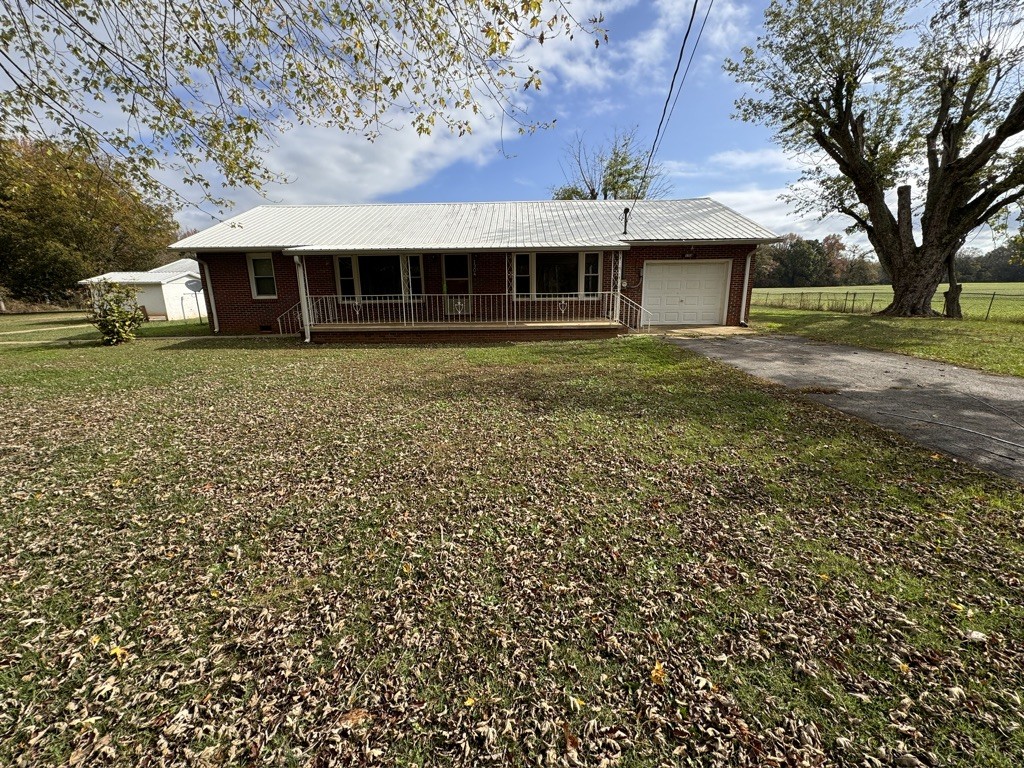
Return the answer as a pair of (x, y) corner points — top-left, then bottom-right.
(278, 251), (651, 341)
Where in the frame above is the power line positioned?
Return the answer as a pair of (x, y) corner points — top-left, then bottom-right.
(630, 0), (714, 213)
(654, 0), (714, 161)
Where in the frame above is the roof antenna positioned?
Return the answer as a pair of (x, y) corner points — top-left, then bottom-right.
(623, 206), (630, 236)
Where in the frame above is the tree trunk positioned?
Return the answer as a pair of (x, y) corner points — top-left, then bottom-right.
(943, 252), (963, 319)
(877, 250), (948, 316)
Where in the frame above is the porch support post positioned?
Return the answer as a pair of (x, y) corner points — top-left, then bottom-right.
(293, 255), (311, 343)
(400, 254), (410, 325)
(611, 250), (622, 323)
(505, 252), (516, 325)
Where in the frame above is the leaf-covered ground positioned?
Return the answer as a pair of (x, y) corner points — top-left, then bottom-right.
(1, 336), (1022, 767)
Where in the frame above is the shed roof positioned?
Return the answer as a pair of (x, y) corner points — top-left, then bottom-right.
(170, 198), (778, 254)
(78, 270), (199, 286)
(150, 257), (199, 273)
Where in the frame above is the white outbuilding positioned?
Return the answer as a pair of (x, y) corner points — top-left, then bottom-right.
(79, 262), (206, 321)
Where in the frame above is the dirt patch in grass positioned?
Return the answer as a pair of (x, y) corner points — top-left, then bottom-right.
(1, 337), (1022, 766)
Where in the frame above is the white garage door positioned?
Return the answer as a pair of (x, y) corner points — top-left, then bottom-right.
(642, 261), (730, 325)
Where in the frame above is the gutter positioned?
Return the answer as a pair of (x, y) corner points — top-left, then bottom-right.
(293, 255), (312, 343)
(739, 251), (753, 327)
(196, 258), (220, 334)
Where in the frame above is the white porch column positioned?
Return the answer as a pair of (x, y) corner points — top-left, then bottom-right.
(293, 256), (311, 343)
(611, 250), (623, 323)
(506, 252), (516, 325)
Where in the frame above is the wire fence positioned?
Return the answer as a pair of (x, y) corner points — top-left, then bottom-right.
(752, 289), (1024, 321)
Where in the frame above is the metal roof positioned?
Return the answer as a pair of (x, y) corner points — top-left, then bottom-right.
(149, 257), (199, 273)
(170, 198), (778, 254)
(78, 270), (199, 286)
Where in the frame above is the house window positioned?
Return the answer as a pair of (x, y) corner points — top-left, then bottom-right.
(584, 252), (600, 295)
(336, 255), (423, 298)
(515, 253), (530, 295)
(338, 256), (356, 297)
(516, 252), (602, 298)
(248, 254), (276, 298)
(536, 252), (579, 295)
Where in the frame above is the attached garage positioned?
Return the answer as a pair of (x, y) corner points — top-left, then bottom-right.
(641, 260), (731, 325)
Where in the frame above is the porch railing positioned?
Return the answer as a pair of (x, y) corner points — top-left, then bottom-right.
(279, 292), (653, 335)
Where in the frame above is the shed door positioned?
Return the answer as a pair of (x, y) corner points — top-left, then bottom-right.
(641, 261), (730, 325)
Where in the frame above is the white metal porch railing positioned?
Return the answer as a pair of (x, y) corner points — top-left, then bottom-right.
(618, 294), (653, 332)
(278, 292), (652, 335)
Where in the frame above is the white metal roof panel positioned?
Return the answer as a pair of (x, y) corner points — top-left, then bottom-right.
(170, 198), (777, 254)
(150, 257), (199, 273)
(78, 271), (198, 285)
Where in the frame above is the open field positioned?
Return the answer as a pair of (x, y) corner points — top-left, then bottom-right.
(2, 336), (1022, 766)
(752, 283), (1024, 321)
(751, 308), (1024, 377)
(0, 312), (210, 343)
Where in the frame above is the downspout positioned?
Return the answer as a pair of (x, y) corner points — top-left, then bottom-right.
(197, 258), (219, 334)
(738, 251), (753, 327)
(293, 255), (312, 343)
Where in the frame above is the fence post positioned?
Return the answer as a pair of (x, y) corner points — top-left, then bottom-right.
(843, 292), (849, 312)
(818, 292), (823, 311)
(986, 292), (996, 321)
(868, 293), (875, 313)
(852, 292), (858, 312)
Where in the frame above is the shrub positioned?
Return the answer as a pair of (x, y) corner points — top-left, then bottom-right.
(87, 280), (146, 345)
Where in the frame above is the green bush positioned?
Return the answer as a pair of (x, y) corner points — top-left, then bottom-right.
(87, 281), (146, 345)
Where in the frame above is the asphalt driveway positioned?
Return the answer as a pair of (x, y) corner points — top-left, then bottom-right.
(669, 334), (1024, 484)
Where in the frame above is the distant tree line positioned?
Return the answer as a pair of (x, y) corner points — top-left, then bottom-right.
(0, 139), (179, 304)
(754, 235), (1024, 289)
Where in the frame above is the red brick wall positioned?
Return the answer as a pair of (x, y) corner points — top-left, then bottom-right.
(199, 252), (301, 334)
(621, 244), (756, 326)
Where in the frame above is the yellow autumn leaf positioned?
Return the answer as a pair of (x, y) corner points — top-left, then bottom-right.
(402, 562), (412, 574)
(89, 635), (101, 647)
(464, 697), (476, 707)
(109, 646), (129, 662)
(651, 660), (666, 687)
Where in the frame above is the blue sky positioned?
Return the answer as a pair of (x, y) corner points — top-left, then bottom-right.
(170, 0), (861, 245)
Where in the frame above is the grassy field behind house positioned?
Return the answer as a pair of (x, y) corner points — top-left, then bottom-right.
(752, 282), (1024, 322)
(0, 311), (210, 342)
(2, 336), (1022, 766)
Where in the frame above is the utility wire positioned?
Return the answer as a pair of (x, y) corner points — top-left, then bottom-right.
(629, 0), (713, 217)
(653, 0), (714, 161)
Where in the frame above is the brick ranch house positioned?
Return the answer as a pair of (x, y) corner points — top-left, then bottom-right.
(170, 198), (777, 342)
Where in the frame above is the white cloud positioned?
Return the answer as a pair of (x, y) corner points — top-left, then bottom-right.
(708, 147), (801, 173)
(172, 110), (512, 231)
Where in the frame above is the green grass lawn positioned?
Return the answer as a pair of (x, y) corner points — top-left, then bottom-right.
(2, 337), (1022, 766)
(752, 307), (1024, 377)
(753, 283), (1024, 321)
(0, 311), (210, 342)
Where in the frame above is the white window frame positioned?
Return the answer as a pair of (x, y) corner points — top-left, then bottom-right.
(335, 254), (424, 302)
(514, 251), (603, 299)
(247, 253), (277, 299)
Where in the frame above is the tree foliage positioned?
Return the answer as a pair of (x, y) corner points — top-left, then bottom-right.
(726, 0), (1024, 317)
(0, 1), (603, 205)
(552, 127), (671, 201)
(0, 139), (179, 302)
(754, 233), (887, 288)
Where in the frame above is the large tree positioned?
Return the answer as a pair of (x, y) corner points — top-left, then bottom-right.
(0, 1), (602, 206)
(726, 0), (1024, 317)
(0, 139), (179, 301)
(552, 127), (671, 201)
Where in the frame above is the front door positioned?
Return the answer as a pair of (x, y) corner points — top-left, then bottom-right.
(443, 254), (472, 316)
